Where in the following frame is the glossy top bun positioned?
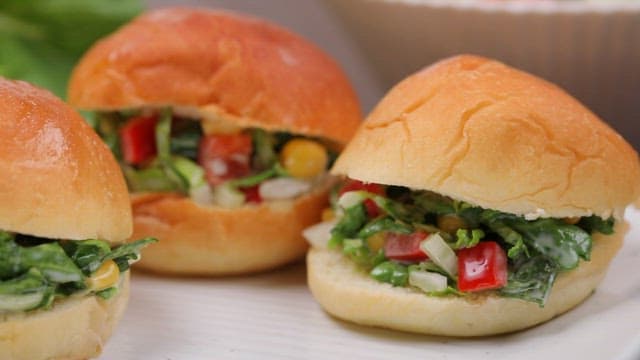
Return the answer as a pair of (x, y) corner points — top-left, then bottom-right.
(332, 55), (640, 219)
(68, 7), (362, 145)
(0, 78), (132, 242)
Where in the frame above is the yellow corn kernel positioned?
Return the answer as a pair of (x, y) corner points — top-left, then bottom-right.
(564, 217), (581, 225)
(367, 232), (386, 253)
(437, 214), (468, 234)
(280, 139), (328, 179)
(321, 208), (335, 222)
(87, 260), (120, 292)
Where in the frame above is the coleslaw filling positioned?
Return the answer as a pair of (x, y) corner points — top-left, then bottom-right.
(308, 181), (614, 306)
(0, 231), (155, 313)
(89, 108), (337, 207)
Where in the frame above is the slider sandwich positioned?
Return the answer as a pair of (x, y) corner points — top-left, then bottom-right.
(68, 7), (361, 275)
(0, 78), (154, 359)
(304, 55), (640, 336)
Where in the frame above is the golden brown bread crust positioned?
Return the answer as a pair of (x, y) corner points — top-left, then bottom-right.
(307, 222), (627, 337)
(130, 181), (331, 275)
(0, 78), (131, 243)
(0, 273), (130, 360)
(68, 7), (362, 145)
(332, 55), (640, 219)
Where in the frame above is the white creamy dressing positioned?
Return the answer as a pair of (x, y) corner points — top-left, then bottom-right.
(534, 233), (578, 268)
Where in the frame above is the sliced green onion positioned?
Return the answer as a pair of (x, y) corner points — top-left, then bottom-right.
(409, 270), (448, 293)
(227, 162), (287, 188)
(252, 128), (277, 170)
(171, 156), (205, 189)
(342, 238), (364, 251)
(155, 108), (172, 160)
(212, 183), (245, 208)
(122, 165), (177, 192)
(189, 183), (214, 206)
(420, 233), (458, 277)
(0, 292), (47, 312)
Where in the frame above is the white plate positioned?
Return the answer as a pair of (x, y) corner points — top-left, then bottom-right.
(102, 208), (640, 360)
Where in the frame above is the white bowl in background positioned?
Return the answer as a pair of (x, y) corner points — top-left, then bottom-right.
(325, 0), (640, 148)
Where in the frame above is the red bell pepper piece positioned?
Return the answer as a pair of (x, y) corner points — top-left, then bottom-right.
(339, 179), (385, 218)
(198, 133), (252, 185)
(384, 231), (429, 261)
(457, 241), (508, 292)
(119, 115), (158, 165)
(339, 179), (385, 196)
(241, 185), (262, 204)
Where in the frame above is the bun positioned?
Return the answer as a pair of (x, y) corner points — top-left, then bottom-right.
(0, 78), (131, 243)
(68, 7), (362, 145)
(68, 7), (362, 274)
(307, 222), (626, 337)
(0, 273), (130, 359)
(331, 55), (640, 219)
(130, 182), (330, 275)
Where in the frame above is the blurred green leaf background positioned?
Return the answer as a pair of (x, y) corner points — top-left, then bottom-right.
(0, 0), (143, 98)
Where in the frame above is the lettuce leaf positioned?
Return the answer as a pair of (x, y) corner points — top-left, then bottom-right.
(0, 268), (54, 312)
(412, 191), (455, 215)
(170, 121), (202, 160)
(511, 219), (591, 270)
(342, 239), (385, 269)
(356, 216), (413, 239)
(104, 237), (157, 272)
(499, 256), (557, 307)
(92, 112), (125, 158)
(480, 210), (591, 270)
(452, 228), (485, 250)
(329, 204), (367, 248)
(21, 243), (85, 283)
(155, 108), (172, 160)
(0, 233), (84, 283)
(251, 128), (277, 171)
(578, 216), (614, 235)
(0, 231), (155, 312)
(123, 164), (178, 193)
(0, 0), (142, 97)
(480, 211), (529, 259)
(373, 194), (424, 224)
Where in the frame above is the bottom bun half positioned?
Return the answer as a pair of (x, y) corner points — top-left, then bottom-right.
(130, 183), (331, 276)
(0, 273), (130, 360)
(307, 222), (627, 337)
